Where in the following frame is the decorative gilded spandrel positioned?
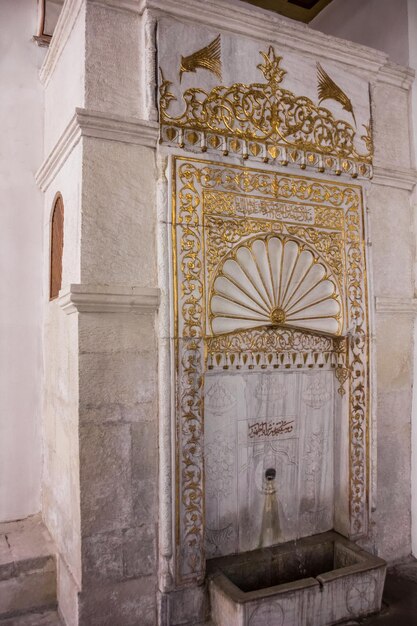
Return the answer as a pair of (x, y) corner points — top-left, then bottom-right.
(160, 47), (373, 178)
(172, 157), (370, 585)
(204, 215), (284, 273)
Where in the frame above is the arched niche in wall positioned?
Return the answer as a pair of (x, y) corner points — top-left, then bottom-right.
(170, 156), (370, 584)
(49, 194), (64, 301)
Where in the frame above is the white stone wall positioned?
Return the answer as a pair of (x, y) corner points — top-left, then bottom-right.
(42, 144), (83, 626)
(38, 2), (160, 624)
(0, 0), (45, 522)
(76, 134), (158, 625)
(43, 1), (86, 155)
(312, 0), (417, 562)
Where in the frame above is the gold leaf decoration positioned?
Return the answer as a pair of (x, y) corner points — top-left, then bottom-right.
(159, 47), (372, 165)
(179, 34), (222, 82)
(257, 45), (287, 85)
(229, 139), (241, 153)
(209, 135), (221, 149)
(268, 145), (278, 159)
(317, 62), (356, 126)
(361, 122), (373, 155)
(335, 365), (349, 396)
(186, 131), (199, 145)
(165, 127), (177, 142)
(250, 143), (262, 157)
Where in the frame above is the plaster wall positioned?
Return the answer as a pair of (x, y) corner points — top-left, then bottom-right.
(311, 0), (409, 67)
(0, 0), (44, 522)
(44, 3), (86, 155)
(42, 143), (82, 577)
(40, 5), (86, 621)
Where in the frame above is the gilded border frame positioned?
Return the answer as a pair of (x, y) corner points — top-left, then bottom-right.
(171, 155), (370, 585)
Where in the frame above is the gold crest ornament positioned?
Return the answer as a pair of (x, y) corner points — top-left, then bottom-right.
(160, 47), (373, 177)
(179, 34), (222, 82)
(317, 62), (356, 126)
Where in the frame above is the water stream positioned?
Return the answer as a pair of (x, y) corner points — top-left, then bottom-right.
(259, 467), (282, 548)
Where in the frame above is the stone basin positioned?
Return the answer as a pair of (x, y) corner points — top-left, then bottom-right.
(208, 531), (386, 626)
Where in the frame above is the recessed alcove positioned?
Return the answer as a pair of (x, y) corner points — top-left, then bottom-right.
(168, 148), (377, 622)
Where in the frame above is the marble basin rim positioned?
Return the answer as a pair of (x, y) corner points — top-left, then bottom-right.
(208, 531), (387, 626)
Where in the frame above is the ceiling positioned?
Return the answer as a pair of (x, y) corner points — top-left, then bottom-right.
(241, 0), (334, 23)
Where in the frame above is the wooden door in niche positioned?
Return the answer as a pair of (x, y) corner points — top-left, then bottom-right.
(50, 194), (64, 300)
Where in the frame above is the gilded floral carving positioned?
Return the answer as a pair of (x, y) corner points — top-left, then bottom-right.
(172, 157), (369, 583)
(160, 48), (372, 173)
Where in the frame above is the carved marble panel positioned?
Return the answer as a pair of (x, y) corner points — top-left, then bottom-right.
(210, 236), (343, 336)
(158, 20), (373, 178)
(204, 370), (334, 557)
(171, 157), (369, 585)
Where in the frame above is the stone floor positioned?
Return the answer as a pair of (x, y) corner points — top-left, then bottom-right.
(0, 515), (57, 622)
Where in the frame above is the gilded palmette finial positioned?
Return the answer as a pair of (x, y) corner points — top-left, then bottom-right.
(317, 62), (356, 126)
(179, 34), (222, 82)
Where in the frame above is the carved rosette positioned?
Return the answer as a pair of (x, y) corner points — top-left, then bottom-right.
(172, 157), (369, 584)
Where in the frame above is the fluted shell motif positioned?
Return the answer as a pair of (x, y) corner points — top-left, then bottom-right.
(210, 237), (342, 336)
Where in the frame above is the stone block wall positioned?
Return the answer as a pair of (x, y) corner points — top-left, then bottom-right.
(368, 65), (415, 561)
(38, 2), (160, 624)
(42, 144), (83, 625)
(77, 309), (158, 625)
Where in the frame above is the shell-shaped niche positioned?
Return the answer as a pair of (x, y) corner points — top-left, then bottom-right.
(210, 236), (343, 336)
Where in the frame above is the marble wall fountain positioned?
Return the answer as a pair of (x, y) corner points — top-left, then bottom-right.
(157, 17), (385, 625)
